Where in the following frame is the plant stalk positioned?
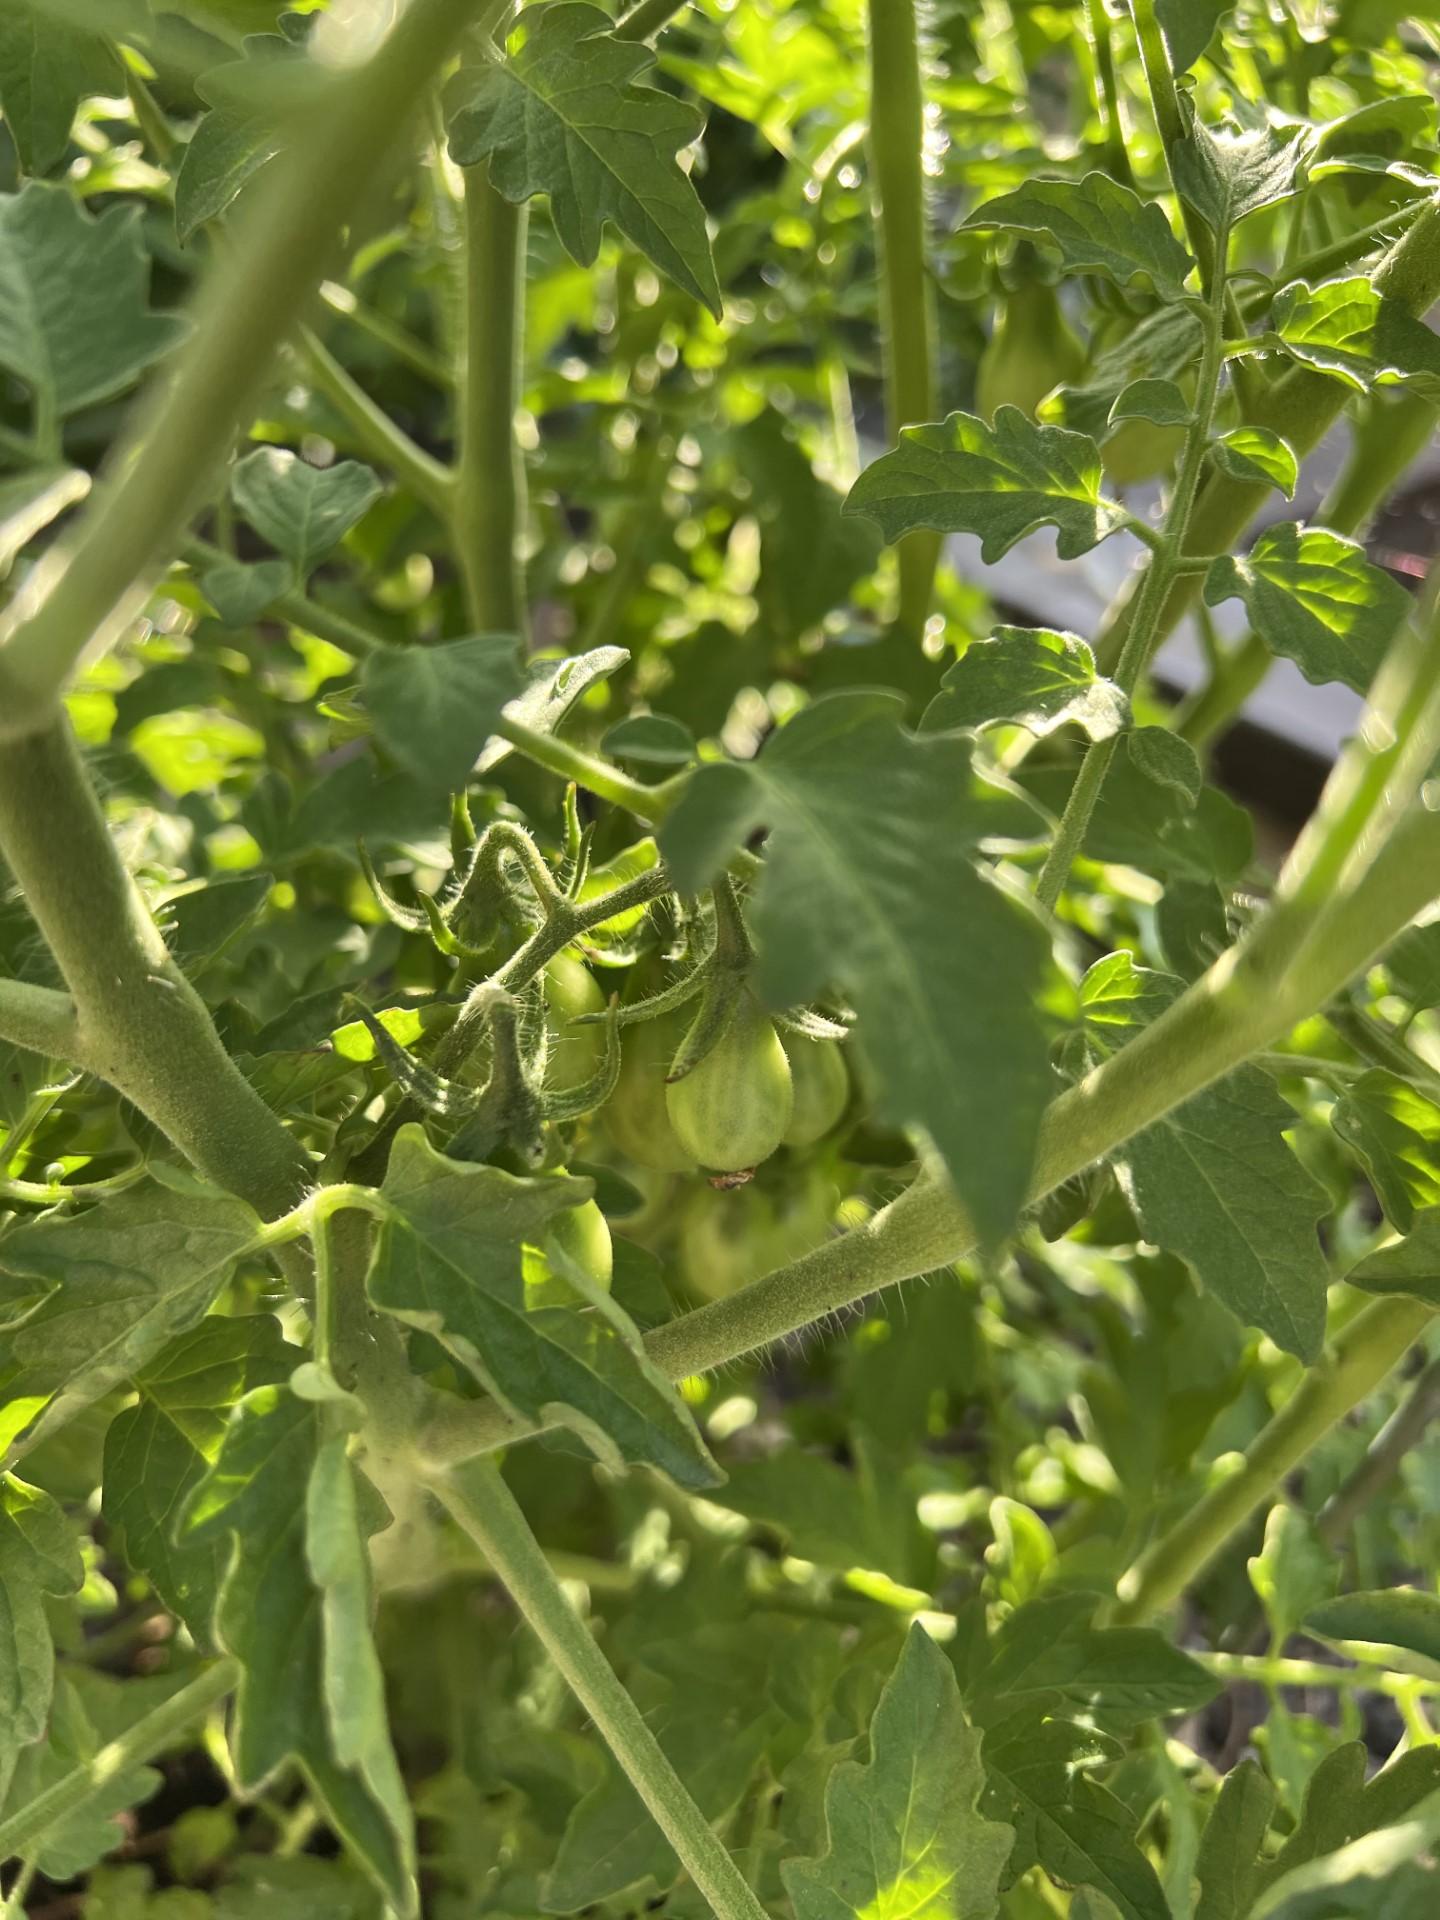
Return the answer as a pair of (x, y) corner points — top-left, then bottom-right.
(866, 0), (940, 638)
(428, 1460), (770, 1920)
(455, 163), (529, 636)
(297, 326), (454, 519)
(0, 723), (310, 1217)
(0, 1660), (240, 1864)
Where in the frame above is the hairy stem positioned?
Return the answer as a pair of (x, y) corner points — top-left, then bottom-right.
(866, 0), (940, 637)
(428, 1460), (771, 1920)
(456, 164), (529, 635)
(0, 0), (496, 737)
(297, 326), (454, 518)
(1086, 0), (1133, 184)
(616, 0), (691, 40)
(0, 723), (310, 1217)
(1036, 259), (1230, 910)
(0, 1659), (240, 1863)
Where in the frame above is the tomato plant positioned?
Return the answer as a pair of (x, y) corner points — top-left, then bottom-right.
(5, 1), (1440, 1916)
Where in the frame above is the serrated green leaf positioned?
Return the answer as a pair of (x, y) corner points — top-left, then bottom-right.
(0, 11), (120, 174)
(1385, 921), (1440, 1009)
(1081, 954), (1330, 1360)
(231, 448), (382, 576)
(1305, 1589), (1440, 1669)
(0, 182), (184, 423)
(932, 628), (1129, 743)
(361, 634), (524, 791)
(185, 1385), (416, 1913)
(1248, 1506), (1337, 1650)
(980, 1715), (1168, 1920)
(660, 694), (1053, 1245)
(201, 557), (294, 626)
(369, 1127), (717, 1485)
(1109, 379), (1194, 429)
(1346, 1207), (1440, 1305)
(601, 713), (696, 765)
(783, 1626), (1012, 1920)
(964, 175), (1194, 297)
(1155, 0), (1229, 70)
(446, 2), (720, 313)
(1076, 731), (1253, 883)
(1253, 1809), (1440, 1920)
(845, 408), (1127, 563)
(476, 643), (629, 774)
(1204, 524), (1410, 695)
(102, 1315), (294, 1637)
(1174, 122), (1315, 231)
(1271, 276), (1440, 397)
(1331, 1069), (1440, 1231)
(0, 1182), (263, 1463)
(306, 1435), (414, 1871)
(173, 34), (312, 242)
(1211, 428), (1298, 498)
(1196, 1760), (1276, 1920)
(0, 1476), (84, 1802)
(968, 1591), (1218, 1732)
(1252, 1744), (1440, 1900)
(1127, 725), (1202, 803)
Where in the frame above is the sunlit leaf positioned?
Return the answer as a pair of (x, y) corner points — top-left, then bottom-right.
(446, 2), (721, 313)
(928, 628), (1129, 742)
(846, 407), (1127, 563)
(783, 1626), (1013, 1920)
(964, 175), (1194, 297)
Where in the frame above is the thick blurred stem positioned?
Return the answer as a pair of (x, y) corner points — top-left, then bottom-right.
(429, 1460), (770, 1920)
(867, 0), (940, 638)
(456, 163), (529, 637)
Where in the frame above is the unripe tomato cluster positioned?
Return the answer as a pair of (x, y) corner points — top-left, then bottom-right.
(541, 949), (855, 1301)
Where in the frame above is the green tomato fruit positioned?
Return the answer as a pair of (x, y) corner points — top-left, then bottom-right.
(976, 282), (1087, 422)
(665, 994), (793, 1175)
(524, 1186), (613, 1293)
(678, 1174), (834, 1301)
(780, 1031), (850, 1147)
(543, 952), (608, 1095)
(603, 1007), (696, 1173)
(1099, 416), (1186, 487)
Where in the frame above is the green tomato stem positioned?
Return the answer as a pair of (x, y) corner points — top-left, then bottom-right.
(1035, 261), (1231, 912)
(455, 163), (530, 636)
(1086, 0), (1133, 185)
(866, 0), (940, 638)
(297, 326), (455, 520)
(426, 1459), (771, 1920)
(0, 0), (498, 738)
(0, 721), (311, 1218)
(0, 1659), (240, 1864)
(615, 0), (692, 40)
(0, 978), (82, 1065)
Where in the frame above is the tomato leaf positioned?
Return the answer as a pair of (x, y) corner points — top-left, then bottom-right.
(1204, 524), (1410, 695)
(446, 2), (721, 314)
(783, 1625), (1013, 1920)
(0, 1476), (83, 1804)
(185, 1385), (417, 1914)
(1331, 1070), (1440, 1231)
(1271, 276), (1440, 397)
(1195, 1760), (1276, 1920)
(1081, 954), (1330, 1360)
(928, 628), (1129, 742)
(0, 183), (184, 423)
(964, 175), (1195, 298)
(0, 11), (119, 175)
(1210, 427), (1299, 498)
(1305, 1589), (1440, 1669)
(231, 448), (382, 576)
(1173, 122), (1315, 231)
(845, 407), (1128, 563)
(361, 635), (525, 791)
(0, 1182), (264, 1464)
(102, 1316), (295, 1639)
(369, 1128), (718, 1486)
(660, 693), (1054, 1245)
